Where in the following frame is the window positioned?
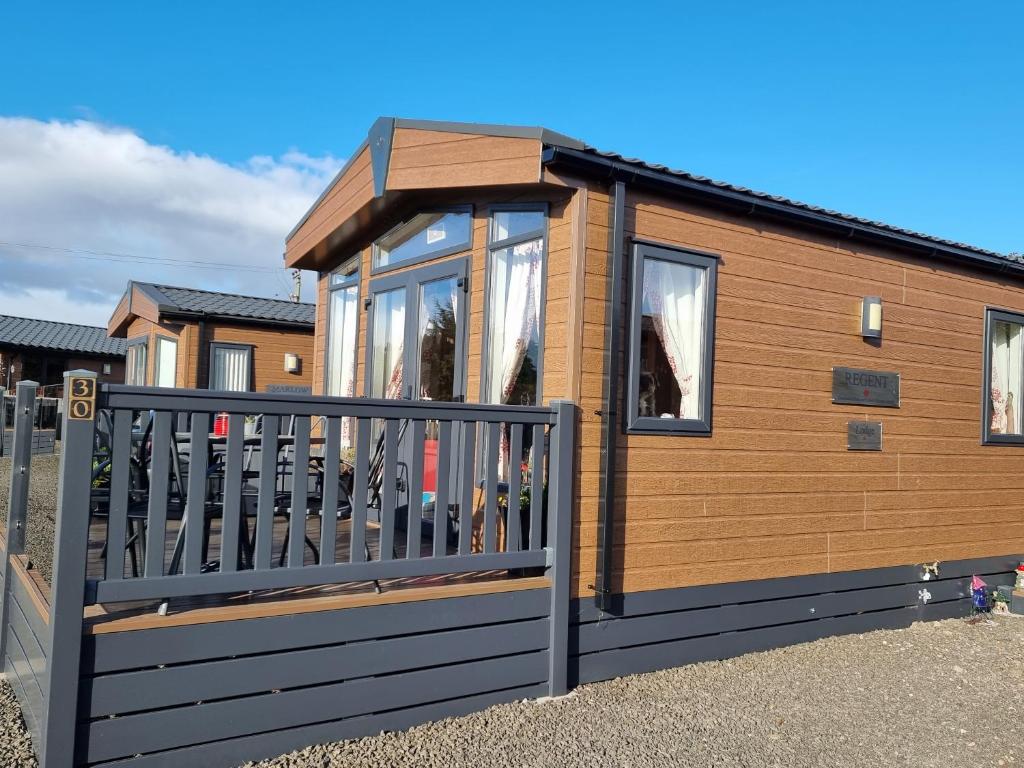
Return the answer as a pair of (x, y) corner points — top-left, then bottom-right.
(154, 336), (178, 388)
(125, 338), (148, 386)
(984, 308), (1024, 443)
(626, 242), (718, 435)
(483, 207), (546, 406)
(209, 343), (252, 392)
(373, 209), (471, 271)
(326, 258), (360, 398)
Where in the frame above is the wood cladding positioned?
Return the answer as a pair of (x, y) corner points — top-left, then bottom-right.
(574, 183), (1024, 598)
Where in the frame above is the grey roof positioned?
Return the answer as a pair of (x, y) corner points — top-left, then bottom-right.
(568, 144), (1014, 265)
(292, 117), (1016, 272)
(136, 283), (315, 326)
(0, 315), (127, 357)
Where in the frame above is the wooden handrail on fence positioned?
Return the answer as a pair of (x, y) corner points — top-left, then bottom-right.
(67, 385), (575, 607)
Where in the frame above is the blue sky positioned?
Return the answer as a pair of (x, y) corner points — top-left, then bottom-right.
(0, 1), (1021, 321)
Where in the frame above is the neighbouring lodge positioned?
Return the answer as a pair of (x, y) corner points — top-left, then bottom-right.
(107, 281), (315, 392)
(4, 118), (1024, 768)
(0, 314), (125, 393)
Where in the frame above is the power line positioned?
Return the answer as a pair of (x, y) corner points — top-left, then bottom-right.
(0, 240), (284, 273)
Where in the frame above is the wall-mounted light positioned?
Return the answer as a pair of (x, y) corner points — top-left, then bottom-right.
(861, 296), (882, 339)
(283, 353), (300, 373)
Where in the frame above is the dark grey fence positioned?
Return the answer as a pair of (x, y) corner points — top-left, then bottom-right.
(1, 393), (58, 456)
(2, 372), (577, 766)
(84, 384), (571, 604)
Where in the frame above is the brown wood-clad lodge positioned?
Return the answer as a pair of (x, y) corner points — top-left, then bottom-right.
(288, 117), (1024, 608)
(6, 117), (1024, 768)
(107, 281), (315, 393)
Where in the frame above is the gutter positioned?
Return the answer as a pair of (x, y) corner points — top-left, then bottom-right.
(593, 181), (626, 614)
(159, 311), (314, 333)
(541, 146), (1021, 279)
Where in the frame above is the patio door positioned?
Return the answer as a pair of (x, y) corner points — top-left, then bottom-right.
(365, 258), (469, 548)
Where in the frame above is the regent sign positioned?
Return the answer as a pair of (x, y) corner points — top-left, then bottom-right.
(831, 367), (900, 408)
(68, 376), (97, 420)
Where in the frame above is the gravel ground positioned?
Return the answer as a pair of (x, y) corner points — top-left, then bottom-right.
(0, 446), (60, 585)
(0, 616), (1020, 767)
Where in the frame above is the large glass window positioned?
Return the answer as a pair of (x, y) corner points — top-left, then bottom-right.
(326, 258), (359, 399)
(209, 343), (251, 392)
(483, 208), (546, 406)
(373, 209), (471, 271)
(154, 336), (178, 388)
(626, 243), (718, 435)
(985, 309), (1024, 443)
(125, 338), (148, 386)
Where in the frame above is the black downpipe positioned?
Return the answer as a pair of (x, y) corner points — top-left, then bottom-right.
(594, 180), (626, 613)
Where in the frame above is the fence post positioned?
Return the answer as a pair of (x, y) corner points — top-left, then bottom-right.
(546, 399), (576, 697)
(40, 371), (98, 768)
(0, 380), (38, 665)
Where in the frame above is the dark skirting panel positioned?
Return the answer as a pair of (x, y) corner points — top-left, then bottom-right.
(78, 587), (551, 767)
(570, 555), (1021, 686)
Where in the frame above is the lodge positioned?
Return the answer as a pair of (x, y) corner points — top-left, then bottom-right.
(3, 117), (1023, 767)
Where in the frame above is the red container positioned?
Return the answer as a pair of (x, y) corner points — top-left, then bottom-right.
(422, 439), (438, 493)
(213, 413), (229, 437)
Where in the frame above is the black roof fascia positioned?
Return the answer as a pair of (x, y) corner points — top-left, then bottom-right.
(542, 145), (1023, 279)
(157, 310), (313, 331)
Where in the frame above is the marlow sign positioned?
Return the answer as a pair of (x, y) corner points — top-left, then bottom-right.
(831, 367), (900, 408)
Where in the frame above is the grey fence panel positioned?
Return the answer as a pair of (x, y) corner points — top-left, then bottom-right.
(41, 370), (97, 768)
(432, 421), (452, 558)
(102, 386), (558, 425)
(457, 422), (475, 555)
(145, 412), (172, 577)
(287, 415), (310, 567)
(104, 409), (132, 581)
(87, 683), (550, 768)
(219, 415), (244, 572)
(0, 381), (36, 668)
(349, 417), (370, 563)
(319, 417), (341, 566)
(529, 424), (544, 550)
(8, 566), (48, 654)
(507, 423), (523, 552)
(406, 419), (424, 559)
(84, 617), (549, 717)
(254, 415), (279, 569)
(8, 593), (46, 683)
(546, 400), (576, 698)
(378, 418), (398, 561)
(483, 422), (499, 554)
(84, 588), (550, 673)
(183, 413), (209, 575)
(92, 549), (547, 603)
(82, 651), (549, 763)
(5, 624), (44, 741)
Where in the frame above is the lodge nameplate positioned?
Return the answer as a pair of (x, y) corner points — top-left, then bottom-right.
(266, 384), (313, 395)
(68, 377), (96, 420)
(847, 421), (882, 451)
(832, 367), (900, 407)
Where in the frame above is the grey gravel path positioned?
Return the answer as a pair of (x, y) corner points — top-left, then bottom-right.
(0, 616), (1020, 767)
(0, 447), (60, 585)
(245, 616), (1023, 768)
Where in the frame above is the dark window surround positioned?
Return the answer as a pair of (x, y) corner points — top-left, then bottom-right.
(370, 205), (474, 275)
(207, 342), (254, 392)
(323, 257), (361, 397)
(125, 336), (149, 386)
(981, 306), (1024, 445)
(152, 334), (179, 388)
(625, 240), (719, 436)
(479, 202), (550, 407)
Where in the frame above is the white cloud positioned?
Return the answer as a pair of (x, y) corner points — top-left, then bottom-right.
(0, 117), (341, 326)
